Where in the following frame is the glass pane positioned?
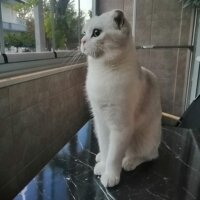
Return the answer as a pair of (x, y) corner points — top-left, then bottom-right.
(51, 0), (92, 51)
(0, 0), (93, 54)
(2, 0), (36, 53)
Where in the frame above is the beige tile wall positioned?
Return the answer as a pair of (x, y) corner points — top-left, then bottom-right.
(137, 0), (193, 116)
(0, 65), (90, 199)
(97, 0), (194, 116)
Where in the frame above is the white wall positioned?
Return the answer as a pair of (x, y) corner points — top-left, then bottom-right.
(1, 3), (19, 24)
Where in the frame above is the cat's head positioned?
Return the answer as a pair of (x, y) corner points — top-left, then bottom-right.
(81, 10), (132, 59)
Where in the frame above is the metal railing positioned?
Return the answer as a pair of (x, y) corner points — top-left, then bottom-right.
(136, 45), (194, 51)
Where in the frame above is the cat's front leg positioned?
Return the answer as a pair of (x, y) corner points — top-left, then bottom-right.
(101, 127), (132, 187)
(93, 114), (109, 176)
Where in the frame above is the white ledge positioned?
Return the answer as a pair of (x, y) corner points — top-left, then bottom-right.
(6, 52), (55, 63)
(196, 56), (200, 62)
(0, 62), (87, 88)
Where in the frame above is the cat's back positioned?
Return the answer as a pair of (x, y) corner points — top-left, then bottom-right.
(140, 66), (160, 96)
(139, 66), (161, 114)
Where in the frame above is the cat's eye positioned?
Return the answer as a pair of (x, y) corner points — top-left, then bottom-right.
(92, 29), (102, 37)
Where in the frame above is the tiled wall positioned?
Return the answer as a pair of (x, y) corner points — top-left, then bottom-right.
(136, 0), (193, 116)
(97, 0), (194, 116)
(0, 64), (90, 199)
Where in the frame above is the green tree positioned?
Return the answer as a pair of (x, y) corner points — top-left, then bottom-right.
(44, 0), (85, 50)
(5, 0), (86, 51)
(8, 0), (38, 20)
(4, 17), (35, 52)
(4, 33), (23, 52)
(3, 0), (35, 52)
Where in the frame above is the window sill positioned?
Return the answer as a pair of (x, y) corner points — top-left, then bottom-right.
(0, 51), (86, 75)
(0, 62), (87, 88)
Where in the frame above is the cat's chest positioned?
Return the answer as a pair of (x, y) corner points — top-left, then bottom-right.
(86, 70), (115, 97)
(86, 66), (134, 104)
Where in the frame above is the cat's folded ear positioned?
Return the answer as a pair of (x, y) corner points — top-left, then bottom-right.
(113, 10), (125, 30)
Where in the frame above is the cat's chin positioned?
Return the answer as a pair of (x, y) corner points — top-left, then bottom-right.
(81, 46), (104, 58)
(86, 52), (103, 59)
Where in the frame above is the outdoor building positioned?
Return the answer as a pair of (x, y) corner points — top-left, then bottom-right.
(1, 0), (26, 32)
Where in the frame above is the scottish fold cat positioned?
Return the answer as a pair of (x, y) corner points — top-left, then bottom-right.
(81, 10), (161, 187)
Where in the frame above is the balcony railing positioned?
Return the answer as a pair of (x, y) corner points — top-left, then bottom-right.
(3, 21), (26, 32)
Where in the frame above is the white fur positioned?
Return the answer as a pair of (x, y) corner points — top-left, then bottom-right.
(81, 10), (162, 187)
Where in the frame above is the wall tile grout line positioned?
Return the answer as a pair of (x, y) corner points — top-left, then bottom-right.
(172, 2), (184, 114)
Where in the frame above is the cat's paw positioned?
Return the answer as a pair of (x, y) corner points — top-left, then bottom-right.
(94, 162), (105, 176)
(101, 171), (120, 187)
(95, 153), (101, 162)
(122, 157), (143, 171)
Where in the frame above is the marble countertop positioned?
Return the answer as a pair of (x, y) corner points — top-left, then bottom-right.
(14, 121), (200, 200)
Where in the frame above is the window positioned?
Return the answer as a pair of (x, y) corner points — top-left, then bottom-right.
(0, 0), (93, 75)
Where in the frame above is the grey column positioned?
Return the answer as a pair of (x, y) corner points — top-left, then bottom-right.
(92, 0), (96, 16)
(50, 0), (55, 51)
(0, 2), (5, 53)
(78, 0), (81, 45)
(34, 0), (46, 52)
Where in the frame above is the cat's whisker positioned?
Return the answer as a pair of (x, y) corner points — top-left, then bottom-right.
(59, 49), (83, 66)
(74, 52), (82, 62)
(76, 53), (84, 63)
(71, 52), (79, 61)
(70, 53), (78, 61)
(62, 55), (73, 65)
(69, 52), (80, 64)
(72, 53), (82, 64)
(96, 45), (105, 56)
(71, 52), (82, 65)
(60, 51), (78, 65)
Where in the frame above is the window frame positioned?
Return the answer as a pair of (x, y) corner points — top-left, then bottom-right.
(0, 0), (95, 77)
(0, 50), (86, 77)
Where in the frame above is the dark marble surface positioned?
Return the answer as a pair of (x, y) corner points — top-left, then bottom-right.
(14, 121), (200, 200)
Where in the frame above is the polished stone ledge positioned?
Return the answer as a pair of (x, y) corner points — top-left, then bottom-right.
(14, 121), (200, 200)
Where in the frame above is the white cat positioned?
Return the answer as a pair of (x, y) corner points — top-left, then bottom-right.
(81, 10), (162, 187)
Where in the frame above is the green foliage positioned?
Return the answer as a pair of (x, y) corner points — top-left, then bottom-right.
(44, 0), (85, 49)
(4, 31), (35, 51)
(4, 19), (35, 51)
(5, 0), (38, 20)
(56, 2), (85, 49)
(180, 0), (200, 8)
(4, 0), (86, 50)
(4, 33), (23, 49)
